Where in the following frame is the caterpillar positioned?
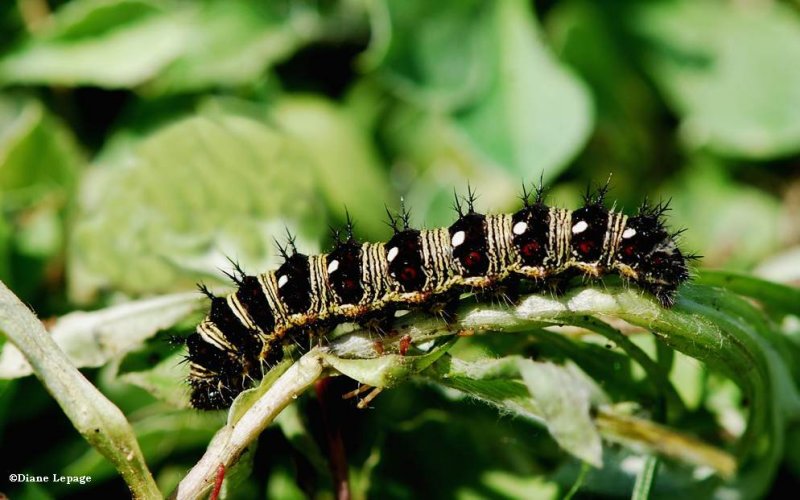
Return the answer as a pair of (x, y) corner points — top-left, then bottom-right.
(186, 183), (691, 410)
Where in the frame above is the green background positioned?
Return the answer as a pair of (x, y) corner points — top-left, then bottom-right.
(1, 0), (799, 498)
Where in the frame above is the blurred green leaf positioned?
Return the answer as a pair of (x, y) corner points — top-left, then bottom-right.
(460, 471), (559, 499)
(666, 161), (781, 268)
(366, 0), (493, 110)
(0, 0), (188, 87)
(270, 95), (395, 238)
(367, 0), (592, 226)
(0, 0), (331, 91)
(147, 1), (326, 95)
(546, 1), (665, 188)
(629, 0), (800, 159)
(0, 94), (83, 296)
(454, 0), (593, 180)
(266, 468), (306, 500)
(0, 95), (81, 191)
(69, 107), (326, 301)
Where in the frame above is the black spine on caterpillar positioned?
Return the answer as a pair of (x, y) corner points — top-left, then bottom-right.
(186, 184), (692, 410)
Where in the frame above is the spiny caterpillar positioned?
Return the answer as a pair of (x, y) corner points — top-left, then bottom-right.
(186, 182), (691, 410)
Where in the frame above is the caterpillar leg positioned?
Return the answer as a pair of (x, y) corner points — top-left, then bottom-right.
(342, 384), (384, 409)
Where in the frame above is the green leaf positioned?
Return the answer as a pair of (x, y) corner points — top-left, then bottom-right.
(519, 359), (605, 468)
(146, 1), (324, 94)
(266, 468), (307, 500)
(269, 96), (395, 238)
(69, 108), (326, 300)
(665, 161), (781, 268)
(467, 471), (559, 500)
(119, 350), (192, 409)
(631, 455), (659, 500)
(629, 0), (800, 159)
(427, 355), (604, 467)
(0, 0), (189, 87)
(322, 335), (457, 388)
(0, 95), (82, 191)
(0, 94), (83, 296)
(39, 0), (162, 40)
(695, 269), (800, 316)
(366, 0), (494, 110)
(0, 0), (327, 91)
(546, 1), (665, 185)
(602, 287), (796, 497)
(366, 0), (592, 226)
(0, 292), (203, 378)
(454, 0), (592, 180)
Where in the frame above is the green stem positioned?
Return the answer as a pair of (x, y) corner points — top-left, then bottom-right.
(0, 281), (161, 499)
(176, 283), (787, 498)
(695, 269), (800, 314)
(631, 455), (659, 500)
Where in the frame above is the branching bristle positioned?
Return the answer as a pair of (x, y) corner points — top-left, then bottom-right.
(220, 256), (245, 285)
(453, 188), (464, 217)
(466, 184), (478, 213)
(274, 238), (290, 261)
(197, 283), (215, 300)
(583, 176), (612, 206)
(284, 227), (298, 255)
(386, 198), (412, 233)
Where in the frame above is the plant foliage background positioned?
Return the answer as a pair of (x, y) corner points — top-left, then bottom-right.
(0, 0), (799, 498)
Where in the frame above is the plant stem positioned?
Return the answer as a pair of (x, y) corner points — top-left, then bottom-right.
(0, 281), (161, 499)
(170, 351), (327, 500)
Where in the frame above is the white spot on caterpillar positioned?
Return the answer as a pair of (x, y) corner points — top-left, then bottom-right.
(451, 230), (466, 247)
(622, 227), (637, 239)
(327, 259), (339, 274)
(513, 221), (528, 235)
(572, 221), (588, 234)
(387, 246), (399, 262)
(277, 275), (289, 288)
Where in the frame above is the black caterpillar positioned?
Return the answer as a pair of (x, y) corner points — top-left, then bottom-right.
(186, 183), (691, 410)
